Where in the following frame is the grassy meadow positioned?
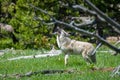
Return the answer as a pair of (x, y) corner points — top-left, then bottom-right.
(0, 46), (120, 80)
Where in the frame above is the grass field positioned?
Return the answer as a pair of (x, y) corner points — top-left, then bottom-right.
(0, 46), (120, 80)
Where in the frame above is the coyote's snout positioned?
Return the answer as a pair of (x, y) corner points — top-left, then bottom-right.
(54, 27), (96, 65)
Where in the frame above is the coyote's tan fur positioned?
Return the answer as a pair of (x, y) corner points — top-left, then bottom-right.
(55, 28), (96, 65)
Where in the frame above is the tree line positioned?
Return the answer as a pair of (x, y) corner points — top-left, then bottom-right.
(0, 0), (120, 49)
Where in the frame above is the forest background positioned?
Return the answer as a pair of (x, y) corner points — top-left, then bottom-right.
(0, 0), (120, 49)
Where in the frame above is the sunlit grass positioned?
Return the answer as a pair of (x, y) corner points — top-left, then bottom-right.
(0, 46), (120, 80)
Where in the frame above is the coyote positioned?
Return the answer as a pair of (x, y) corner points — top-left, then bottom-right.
(54, 27), (96, 65)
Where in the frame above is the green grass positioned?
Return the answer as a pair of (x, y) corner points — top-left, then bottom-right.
(0, 46), (120, 80)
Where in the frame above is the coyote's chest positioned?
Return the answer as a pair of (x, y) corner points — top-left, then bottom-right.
(57, 35), (71, 49)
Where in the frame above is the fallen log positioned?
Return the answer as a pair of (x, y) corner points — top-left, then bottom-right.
(8, 48), (62, 61)
(0, 69), (82, 78)
(111, 65), (120, 77)
(0, 67), (115, 78)
(0, 50), (4, 56)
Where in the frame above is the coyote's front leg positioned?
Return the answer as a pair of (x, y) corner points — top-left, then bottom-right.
(64, 54), (69, 66)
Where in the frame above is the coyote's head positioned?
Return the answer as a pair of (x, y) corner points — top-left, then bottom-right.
(53, 27), (70, 37)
